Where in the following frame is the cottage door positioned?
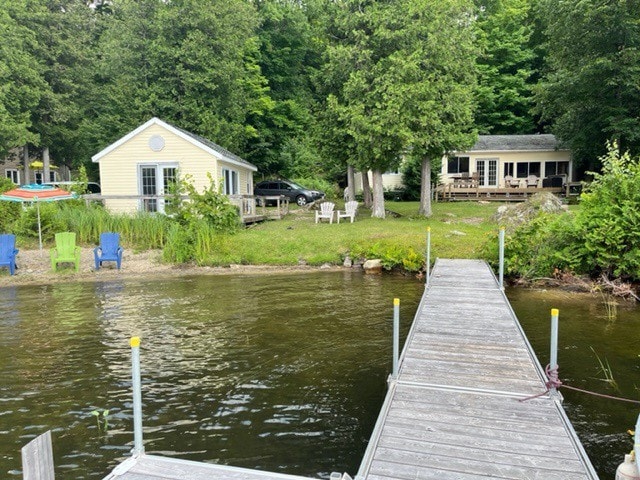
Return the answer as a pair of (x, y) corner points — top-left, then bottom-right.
(475, 158), (498, 187)
(139, 165), (178, 213)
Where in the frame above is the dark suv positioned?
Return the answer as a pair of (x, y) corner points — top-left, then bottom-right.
(254, 180), (324, 206)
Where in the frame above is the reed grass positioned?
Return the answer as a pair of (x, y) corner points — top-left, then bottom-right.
(590, 346), (618, 390)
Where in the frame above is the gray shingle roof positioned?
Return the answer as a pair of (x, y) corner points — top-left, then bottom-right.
(173, 124), (257, 170)
(469, 134), (564, 152)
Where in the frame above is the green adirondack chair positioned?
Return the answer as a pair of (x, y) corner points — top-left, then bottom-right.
(50, 232), (81, 272)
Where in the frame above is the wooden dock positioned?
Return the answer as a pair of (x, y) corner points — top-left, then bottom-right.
(356, 258), (599, 480)
(100, 258), (598, 480)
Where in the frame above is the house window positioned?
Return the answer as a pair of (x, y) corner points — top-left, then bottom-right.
(516, 162), (541, 178)
(544, 161), (569, 177)
(5, 169), (19, 184)
(447, 156), (469, 174)
(504, 163), (514, 177)
(222, 168), (239, 195)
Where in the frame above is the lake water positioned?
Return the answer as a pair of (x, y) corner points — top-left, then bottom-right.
(0, 271), (423, 479)
(1, 272), (638, 479)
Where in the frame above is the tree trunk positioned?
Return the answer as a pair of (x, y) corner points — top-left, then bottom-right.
(371, 169), (386, 218)
(361, 170), (373, 208)
(23, 145), (30, 185)
(418, 157), (432, 216)
(345, 164), (355, 202)
(42, 147), (50, 184)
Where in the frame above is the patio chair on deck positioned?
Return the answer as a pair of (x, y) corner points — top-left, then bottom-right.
(0, 234), (18, 275)
(315, 202), (335, 224)
(505, 175), (520, 188)
(526, 175), (539, 187)
(50, 232), (81, 272)
(337, 201), (358, 223)
(94, 232), (124, 270)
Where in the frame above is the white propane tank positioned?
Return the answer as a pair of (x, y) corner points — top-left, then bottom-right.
(616, 453), (640, 480)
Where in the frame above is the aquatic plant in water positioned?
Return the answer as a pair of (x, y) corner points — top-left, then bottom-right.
(91, 409), (110, 432)
(590, 347), (618, 390)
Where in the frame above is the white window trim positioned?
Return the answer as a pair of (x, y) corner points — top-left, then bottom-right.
(5, 169), (20, 184)
(222, 168), (239, 195)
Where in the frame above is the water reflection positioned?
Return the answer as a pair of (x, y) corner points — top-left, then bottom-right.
(0, 271), (422, 479)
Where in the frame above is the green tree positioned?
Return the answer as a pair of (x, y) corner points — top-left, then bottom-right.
(89, 0), (271, 164)
(321, 0), (477, 218)
(0, 0), (46, 156)
(23, 0), (99, 170)
(474, 0), (537, 134)
(535, 0), (640, 174)
(250, 0), (323, 176)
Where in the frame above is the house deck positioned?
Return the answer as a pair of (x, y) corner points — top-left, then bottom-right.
(435, 184), (567, 202)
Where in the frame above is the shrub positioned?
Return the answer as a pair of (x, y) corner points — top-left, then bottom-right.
(574, 142), (640, 279)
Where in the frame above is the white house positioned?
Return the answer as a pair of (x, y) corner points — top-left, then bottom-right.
(442, 134), (572, 188)
(91, 117), (257, 214)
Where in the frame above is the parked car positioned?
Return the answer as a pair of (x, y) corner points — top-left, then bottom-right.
(254, 180), (324, 206)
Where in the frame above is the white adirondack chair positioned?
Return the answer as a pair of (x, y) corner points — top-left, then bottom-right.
(337, 200), (358, 223)
(315, 202), (335, 224)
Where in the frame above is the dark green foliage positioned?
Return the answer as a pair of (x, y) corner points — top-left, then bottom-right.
(498, 212), (582, 279)
(474, 0), (537, 134)
(14, 203), (66, 245)
(0, 177), (22, 232)
(535, 0), (640, 173)
(574, 144), (640, 279)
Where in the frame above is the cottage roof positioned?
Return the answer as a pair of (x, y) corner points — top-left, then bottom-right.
(468, 134), (565, 152)
(91, 117), (257, 171)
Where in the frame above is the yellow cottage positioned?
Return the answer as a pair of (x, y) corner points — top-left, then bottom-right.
(91, 117), (257, 214)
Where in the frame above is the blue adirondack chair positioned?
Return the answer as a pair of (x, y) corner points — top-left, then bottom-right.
(0, 234), (18, 275)
(94, 232), (123, 270)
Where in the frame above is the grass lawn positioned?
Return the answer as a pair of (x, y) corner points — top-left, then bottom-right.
(206, 201), (507, 268)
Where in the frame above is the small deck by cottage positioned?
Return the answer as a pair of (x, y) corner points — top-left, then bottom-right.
(435, 184), (571, 202)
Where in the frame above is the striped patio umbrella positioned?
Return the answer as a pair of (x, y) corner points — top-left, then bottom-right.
(0, 184), (77, 250)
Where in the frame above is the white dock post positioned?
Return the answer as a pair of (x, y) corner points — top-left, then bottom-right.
(498, 227), (505, 290)
(549, 309), (559, 397)
(392, 298), (400, 379)
(130, 336), (144, 455)
(425, 227), (431, 287)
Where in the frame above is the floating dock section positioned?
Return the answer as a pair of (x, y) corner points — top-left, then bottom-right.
(356, 258), (598, 480)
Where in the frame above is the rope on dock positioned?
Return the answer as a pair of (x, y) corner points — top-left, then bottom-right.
(519, 364), (640, 405)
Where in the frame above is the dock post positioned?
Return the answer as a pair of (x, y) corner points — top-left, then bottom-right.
(425, 227), (431, 287)
(549, 309), (559, 397)
(498, 227), (505, 290)
(392, 298), (400, 379)
(130, 336), (145, 455)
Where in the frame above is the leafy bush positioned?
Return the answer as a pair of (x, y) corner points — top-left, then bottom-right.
(575, 142), (640, 279)
(163, 174), (240, 263)
(14, 203), (66, 245)
(167, 174), (240, 233)
(0, 177), (22, 233)
(498, 212), (583, 279)
(351, 241), (424, 272)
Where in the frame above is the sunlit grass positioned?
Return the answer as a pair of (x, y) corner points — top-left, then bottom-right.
(204, 201), (506, 267)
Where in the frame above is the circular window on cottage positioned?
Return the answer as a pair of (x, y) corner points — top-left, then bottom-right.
(148, 135), (165, 152)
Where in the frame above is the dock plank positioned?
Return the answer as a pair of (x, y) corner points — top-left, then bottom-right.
(357, 259), (598, 480)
